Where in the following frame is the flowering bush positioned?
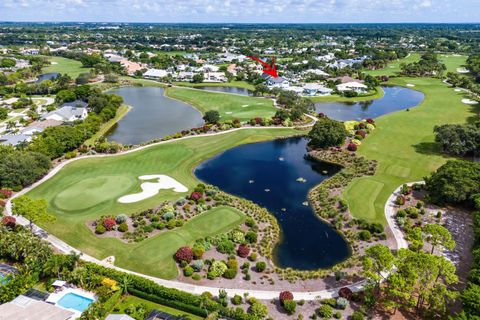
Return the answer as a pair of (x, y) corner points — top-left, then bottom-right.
(279, 291), (294, 305)
(103, 217), (116, 231)
(189, 192), (202, 201)
(347, 143), (358, 151)
(237, 245), (250, 258)
(175, 246), (193, 263)
(0, 189), (13, 199)
(207, 260), (228, 279)
(351, 139), (362, 145)
(355, 130), (366, 138)
(2, 216), (16, 228)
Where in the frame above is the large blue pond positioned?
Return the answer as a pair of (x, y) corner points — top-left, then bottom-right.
(315, 86), (424, 121)
(105, 87), (204, 145)
(195, 137), (350, 270)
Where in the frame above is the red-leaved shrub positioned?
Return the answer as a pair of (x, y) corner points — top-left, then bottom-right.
(0, 200), (5, 207)
(0, 189), (13, 199)
(347, 143), (357, 151)
(338, 287), (353, 300)
(255, 117), (262, 125)
(237, 245), (250, 258)
(355, 130), (366, 138)
(358, 122), (366, 129)
(318, 112), (325, 118)
(175, 246), (193, 263)
(279, 291), (294, 305)
(190, 192), (202, 201)
(2, 216), (16, 228)
(366, 118), (375, 124)
(103, 217), (116, 231)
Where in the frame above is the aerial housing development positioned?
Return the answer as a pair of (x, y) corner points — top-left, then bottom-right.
(0, 3), (479, 320)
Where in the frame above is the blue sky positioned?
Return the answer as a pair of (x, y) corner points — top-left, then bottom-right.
(0, 0), (479, 23)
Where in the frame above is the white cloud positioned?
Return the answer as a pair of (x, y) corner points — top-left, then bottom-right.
(0, 0), (477, 23)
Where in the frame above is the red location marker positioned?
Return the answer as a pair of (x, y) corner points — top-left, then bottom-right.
(247, 56), (278, 78)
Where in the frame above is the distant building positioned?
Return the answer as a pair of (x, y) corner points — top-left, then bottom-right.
(0, 295), (74, 320)
(265, 76), (290, 88)
(336, 81), (368, 93)
(143, 68), (169, 79)
(43, 101), (89, 122)
(0, 134), (32, 146)
(302, 83), (333, 96)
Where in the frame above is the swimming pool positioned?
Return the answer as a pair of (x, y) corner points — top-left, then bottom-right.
(56, 293), (94, 312)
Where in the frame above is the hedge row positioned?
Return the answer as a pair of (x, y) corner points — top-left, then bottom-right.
(128, 288), (208, 317)
(82, 262), (257, 320)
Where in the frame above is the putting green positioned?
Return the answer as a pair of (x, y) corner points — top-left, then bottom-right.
(27, 128), (298, 278)
(343, 76), (479, 224)
(53, 175), (135, 211)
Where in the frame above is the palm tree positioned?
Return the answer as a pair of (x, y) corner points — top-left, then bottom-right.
(68, 251), (82, 269)
(119, 275), (131, 295)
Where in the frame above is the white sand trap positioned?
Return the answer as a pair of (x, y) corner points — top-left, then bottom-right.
(462, 99), (479, 105)
(457, 68), (470, 74)
(406, 84), (415, 87)
(225, 112), (233, 114)
(118, 175), (188, 203)
(51, 61), (58, 65)
(241, 104), (249, 108)
(454, 88), (462, 92)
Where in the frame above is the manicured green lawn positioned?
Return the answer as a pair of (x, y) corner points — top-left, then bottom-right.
(113, 295), (204, 320)
(343, 77), (479, 224)
(27, 128), (300, 278)
(42, 56), (91, 79)
(363, 53), (467, 77)
(174, 81), (255, 91)
(165, 87), (276, 121)
(363, 53), (421, 77)
(438, 54), (468, 73)
(308, 87), (384, 103)
(84, 105), (131, 146)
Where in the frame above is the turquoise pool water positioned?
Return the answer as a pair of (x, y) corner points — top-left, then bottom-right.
(57, 293), (94, 312)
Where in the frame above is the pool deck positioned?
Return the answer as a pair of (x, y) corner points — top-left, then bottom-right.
(46, 287), (96, 319)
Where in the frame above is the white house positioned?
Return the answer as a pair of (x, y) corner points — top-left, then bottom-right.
(302, 83), (333, 96)
(336, 81), (368, 93)
(265, 76), (290, 88)
(204, 72), (227, 82)
(305, 69), (329, 77)
(43, 102), (89, 122)
(284, 86), (304, 94)
(143, 69), (169, 79)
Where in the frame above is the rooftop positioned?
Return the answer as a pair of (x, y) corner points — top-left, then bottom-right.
(0, 295), (74, 320)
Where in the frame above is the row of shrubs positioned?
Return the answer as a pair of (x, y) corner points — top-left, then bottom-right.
(80, 262), (260, 320)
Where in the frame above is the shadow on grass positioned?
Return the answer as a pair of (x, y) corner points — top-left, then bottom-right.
(412, 142), (445, 156)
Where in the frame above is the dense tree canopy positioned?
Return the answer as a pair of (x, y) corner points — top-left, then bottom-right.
(0, 146), (51, 189)
(425, 160), (480, 207)
(434, 123), (480, 156)
(308, 117), (348, 149)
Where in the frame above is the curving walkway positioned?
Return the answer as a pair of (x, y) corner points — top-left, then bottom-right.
(5, 125), (412, 300)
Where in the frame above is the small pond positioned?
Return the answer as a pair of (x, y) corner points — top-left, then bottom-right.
(37, 72), (60, 83)
(314, 86), (424, 121)
(192, 86), (253, 96)
(195, 137), (351, 270)
(105, 87), (204, 145)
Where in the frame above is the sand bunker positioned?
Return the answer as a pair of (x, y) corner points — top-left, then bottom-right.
(118, 175), (188, 203)
(457, 68), (470, 74)
(241, 104), (249, 108)
(225, 112), (233, 114)
(462, 99), (479, 105)
(454, 88), (462, 92)
(406, 84), (415, 87)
